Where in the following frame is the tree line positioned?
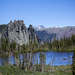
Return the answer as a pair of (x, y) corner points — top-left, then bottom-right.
(40, 35), (75, 52)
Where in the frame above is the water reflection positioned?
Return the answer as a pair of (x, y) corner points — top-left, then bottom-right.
(0, 51), (73, 66)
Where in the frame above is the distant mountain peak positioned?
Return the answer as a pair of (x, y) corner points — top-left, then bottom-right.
(36, 26), (75, 42)
(34, 25), (46, 31)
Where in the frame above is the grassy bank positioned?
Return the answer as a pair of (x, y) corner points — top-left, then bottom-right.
(32, 48), (74, 53)
(0, 65), (72, 75)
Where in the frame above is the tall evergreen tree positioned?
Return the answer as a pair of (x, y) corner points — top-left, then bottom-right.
(72, 51), (75, 75)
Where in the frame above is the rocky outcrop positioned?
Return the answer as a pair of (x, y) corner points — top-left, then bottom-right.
(0, 20), (38, 45)
(28, 24), (38, 43)
(1, 21), (75, 44)
(2, 20), (29, 45)
(0, 25), (7, 33)
(0, 25), (7, 45)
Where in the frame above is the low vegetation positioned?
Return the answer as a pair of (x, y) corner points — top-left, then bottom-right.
(0, 65), (72, 75)
(0, 35), (75, 74)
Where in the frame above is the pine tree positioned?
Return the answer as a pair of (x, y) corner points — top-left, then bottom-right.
(72, 51), (75, 75)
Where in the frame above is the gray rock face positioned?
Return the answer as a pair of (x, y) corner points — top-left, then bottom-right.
(0, 33), (1, 39)
(0, 20), (38, 45)
(2, 20), (29, 45)
(1, 20), (75, 44)
(28, 24), (38, 43)
(0, 25), (7, 33)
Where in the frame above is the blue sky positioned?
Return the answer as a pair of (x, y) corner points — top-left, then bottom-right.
(0, 0), (75, 27)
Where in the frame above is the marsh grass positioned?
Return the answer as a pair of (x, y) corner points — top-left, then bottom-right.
(0, 65), (72, 75)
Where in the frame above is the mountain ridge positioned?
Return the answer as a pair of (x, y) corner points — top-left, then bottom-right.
(0, 21), (75, 43)
(35, 26), (75, 42)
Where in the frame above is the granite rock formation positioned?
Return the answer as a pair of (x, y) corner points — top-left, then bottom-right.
(1, 20), (75, 44)
(28, 24), (38, 43)
(2, 20), (29, 45)
(0, 20), (38, 45)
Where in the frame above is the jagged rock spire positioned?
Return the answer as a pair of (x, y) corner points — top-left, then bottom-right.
(1, 20), (38, 45)
(2, 20), (29, 45)
(28, 24), (38, 43)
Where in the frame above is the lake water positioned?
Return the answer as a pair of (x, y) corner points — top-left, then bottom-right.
(0, 51), (73, 66)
